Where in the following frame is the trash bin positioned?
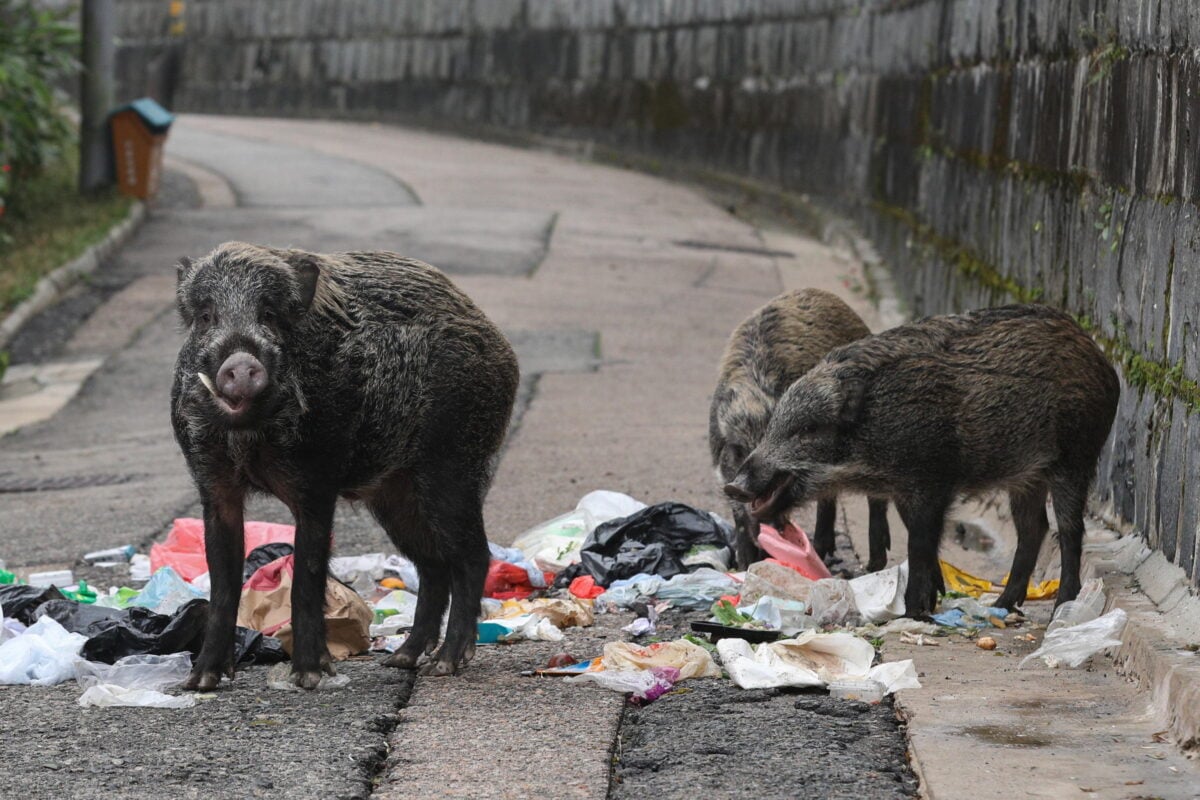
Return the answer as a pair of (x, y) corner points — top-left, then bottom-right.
(109, 98), (175, 200)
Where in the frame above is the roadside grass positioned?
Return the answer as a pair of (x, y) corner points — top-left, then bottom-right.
(0, 150), (132, 317)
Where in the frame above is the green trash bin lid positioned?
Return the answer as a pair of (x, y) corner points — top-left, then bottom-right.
(112, 97), (175, 134)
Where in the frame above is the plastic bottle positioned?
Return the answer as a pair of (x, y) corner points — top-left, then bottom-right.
(83, 545), (137, 563)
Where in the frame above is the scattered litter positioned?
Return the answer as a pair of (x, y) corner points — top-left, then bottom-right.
(977, 636), (997, 651)
(740, 560), (815, 604)
(83, 545), (137, 564)
(940, 560), (1058, 601)
(329, 553), (420, 594)
(869, 618), (940, 636)
(932, 598), (1008, 629)
(370, 634), (407, 653)
(808, 578), (862, 627)
(565, 666), (679, 702)
(485, 596), (594, 628)
(557, 502), (734, 587)
(899, 631), (939, 646)
(655, 568), (739, 609)
(238, 555), (372, 660)
(129, 554), (151, 582)
(60, 580), (98, 605)
(151, 518), (296, 582)
(757, 523), (831, 580)
(128, 566), (207, 615)
(74, 652), (193, 691)
(1020, 608), (1128, 669)
(477, 615), (563, 644)
(601, 639), (721, 679)
(1046, 579), (1106, 632)
(1, 614), (25, 643)
(568, 575), (605, 599)
(0, 616), (86, 685)
(489, 542), (549, 591)
(717, 631), (919, 693)
(484, 559), (552, 600)
(535, 657), (602, 676)
(78, 684), (196, 708)
(27, 569), (73, 589)
(622, 605), (658, 637)
(595, 574), (664, 608)
(266, 662), (350, 691)
(849, 562), (907, 623)
(42, 598), (205, 663)
(243, 543), (295, 583)
(828, 678), (885, 703)
(512, 490), (647, 573)
(0, 584), (65, 624)
(370, 590), (417, 636)
(546, 653), (576, 668)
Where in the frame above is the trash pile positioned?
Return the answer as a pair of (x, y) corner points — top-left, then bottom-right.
(0, 490), (1124, 708)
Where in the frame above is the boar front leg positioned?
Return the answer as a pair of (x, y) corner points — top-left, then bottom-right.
(185, 486), (245, 690)
(896, 491), (951, 618)
(289, 490), (338, 690)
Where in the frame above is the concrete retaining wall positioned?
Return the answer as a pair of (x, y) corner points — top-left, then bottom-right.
(114, 0), (1200, 585)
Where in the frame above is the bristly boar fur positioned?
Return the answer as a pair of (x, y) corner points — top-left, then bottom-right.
(725, 304), (1119, 616)
(172, 242), (518, 689)
(709, 288), (889, 570)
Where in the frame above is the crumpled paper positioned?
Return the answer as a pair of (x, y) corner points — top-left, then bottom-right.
(717, 631), (920, 693)
(601, 639), (721, 679)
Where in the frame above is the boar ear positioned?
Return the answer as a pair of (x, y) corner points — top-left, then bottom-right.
(838, 376), (867, 426)
(175, 257), (197, 323)
(282, 252), (320, 310)
(175, 256), (197, 286)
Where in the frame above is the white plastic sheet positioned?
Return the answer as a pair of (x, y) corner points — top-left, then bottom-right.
(575, 490), (646, 524)
(718, 632), (920, 693)
(655, 568), (738, 609)
(329, 553), (420, 594)
(1019, 608), (1128, 669)
(0, 616), (86, 685)
(78, 685), (196, 709)
(370, 590), (418, 636)
(808, 579), (862, 627)
(849, 562), (907, 623)
(74, 653), (193, 691)
(266, 662), (351, 691)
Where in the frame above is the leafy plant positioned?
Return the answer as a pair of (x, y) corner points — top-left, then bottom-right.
(0, 0), (80, 226)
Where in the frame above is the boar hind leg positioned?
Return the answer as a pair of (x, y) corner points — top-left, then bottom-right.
(370, 482), (451, 670)
(995, 484), (1049, 611)
(813, 498), (837, 562)
(185, 487), (245, 691)
(896, 492), (951, 618)
(866, 497), (891, 572)
(288, 492), (339, 690)
(731, 502), (763, 569)
(1049, 472), (1090, 606)
(419, 490), (490, 677)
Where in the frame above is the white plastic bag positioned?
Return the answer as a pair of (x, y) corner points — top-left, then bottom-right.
(0, 616), (86, 685)
(78, 685), (196, 709)
(718, 633), (920, 693)
(565, 667), (676, 701)
(370, 590), (418, 636)
(329, 553), (420, 595)
(575, 490), (646, 524)
(511, 510), (592, 573)
(1019, 608), (1127, 669)
(74, 653), (193, 691)
(849, 562), (907, 623)
(655, 568), (738, 609)
(1045, 578), (1106, 632)
(808, 578), (862, 627)
(128, 566), (207, 615)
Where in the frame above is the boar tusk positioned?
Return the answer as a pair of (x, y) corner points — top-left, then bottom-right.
(196, 372), (219, 398)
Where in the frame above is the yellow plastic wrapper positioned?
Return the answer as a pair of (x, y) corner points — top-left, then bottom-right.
(939, 560), (1059, 601)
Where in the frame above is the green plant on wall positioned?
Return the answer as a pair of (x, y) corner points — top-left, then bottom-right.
(0, 0), (79, 231)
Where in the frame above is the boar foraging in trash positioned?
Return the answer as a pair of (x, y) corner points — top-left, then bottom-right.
(172, 242), (518, 689)
(725, 304), (1119, 616)
(710, 288), (890, 570)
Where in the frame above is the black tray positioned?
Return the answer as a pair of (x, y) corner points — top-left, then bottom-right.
(690, 620), (781, 643)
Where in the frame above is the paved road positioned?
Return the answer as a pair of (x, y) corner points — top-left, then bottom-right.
(0, 116), (912, 799)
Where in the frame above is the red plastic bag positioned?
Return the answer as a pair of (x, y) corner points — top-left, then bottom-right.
(484, 561), (554, 600)
(149, 518), (297, 582)
(569, 575), (605, 600)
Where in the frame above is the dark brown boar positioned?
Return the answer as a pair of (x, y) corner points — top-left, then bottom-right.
(172, 242), (518, 689)
(724, 304), (1119, 616)
(709, 288), (890, 570)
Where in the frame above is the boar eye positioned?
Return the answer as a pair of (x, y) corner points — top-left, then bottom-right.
(197, 308), (214, 328)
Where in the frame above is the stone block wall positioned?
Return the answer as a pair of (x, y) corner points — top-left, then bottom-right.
(114, 0), (1200, 585)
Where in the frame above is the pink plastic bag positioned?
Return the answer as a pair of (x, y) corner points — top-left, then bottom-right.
(149, 518), (297, 582)
(757, 523), (832, 581)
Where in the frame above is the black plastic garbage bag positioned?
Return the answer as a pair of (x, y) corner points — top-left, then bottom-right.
(243, 543), (295, 583)
(556, 502), (735, 587)
(0, 584), (66, 625)
(37, 598), (287, 666)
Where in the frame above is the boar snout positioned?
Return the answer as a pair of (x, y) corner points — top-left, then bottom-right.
(723, 476), (755, 503)
(203, 351), (269, 418)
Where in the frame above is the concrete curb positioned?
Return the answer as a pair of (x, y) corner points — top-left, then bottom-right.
(0, 200), (146, 351)
(1085, 532), (1200, 751)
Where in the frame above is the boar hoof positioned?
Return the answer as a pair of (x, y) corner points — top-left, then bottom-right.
(419, 658), (458, 677)
(184, 668), (225, 691)
(382, 651), (421, 669)
(292, 669), (326, 690)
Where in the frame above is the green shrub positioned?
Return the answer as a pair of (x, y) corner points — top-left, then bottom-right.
(0, 0), (80, 224)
